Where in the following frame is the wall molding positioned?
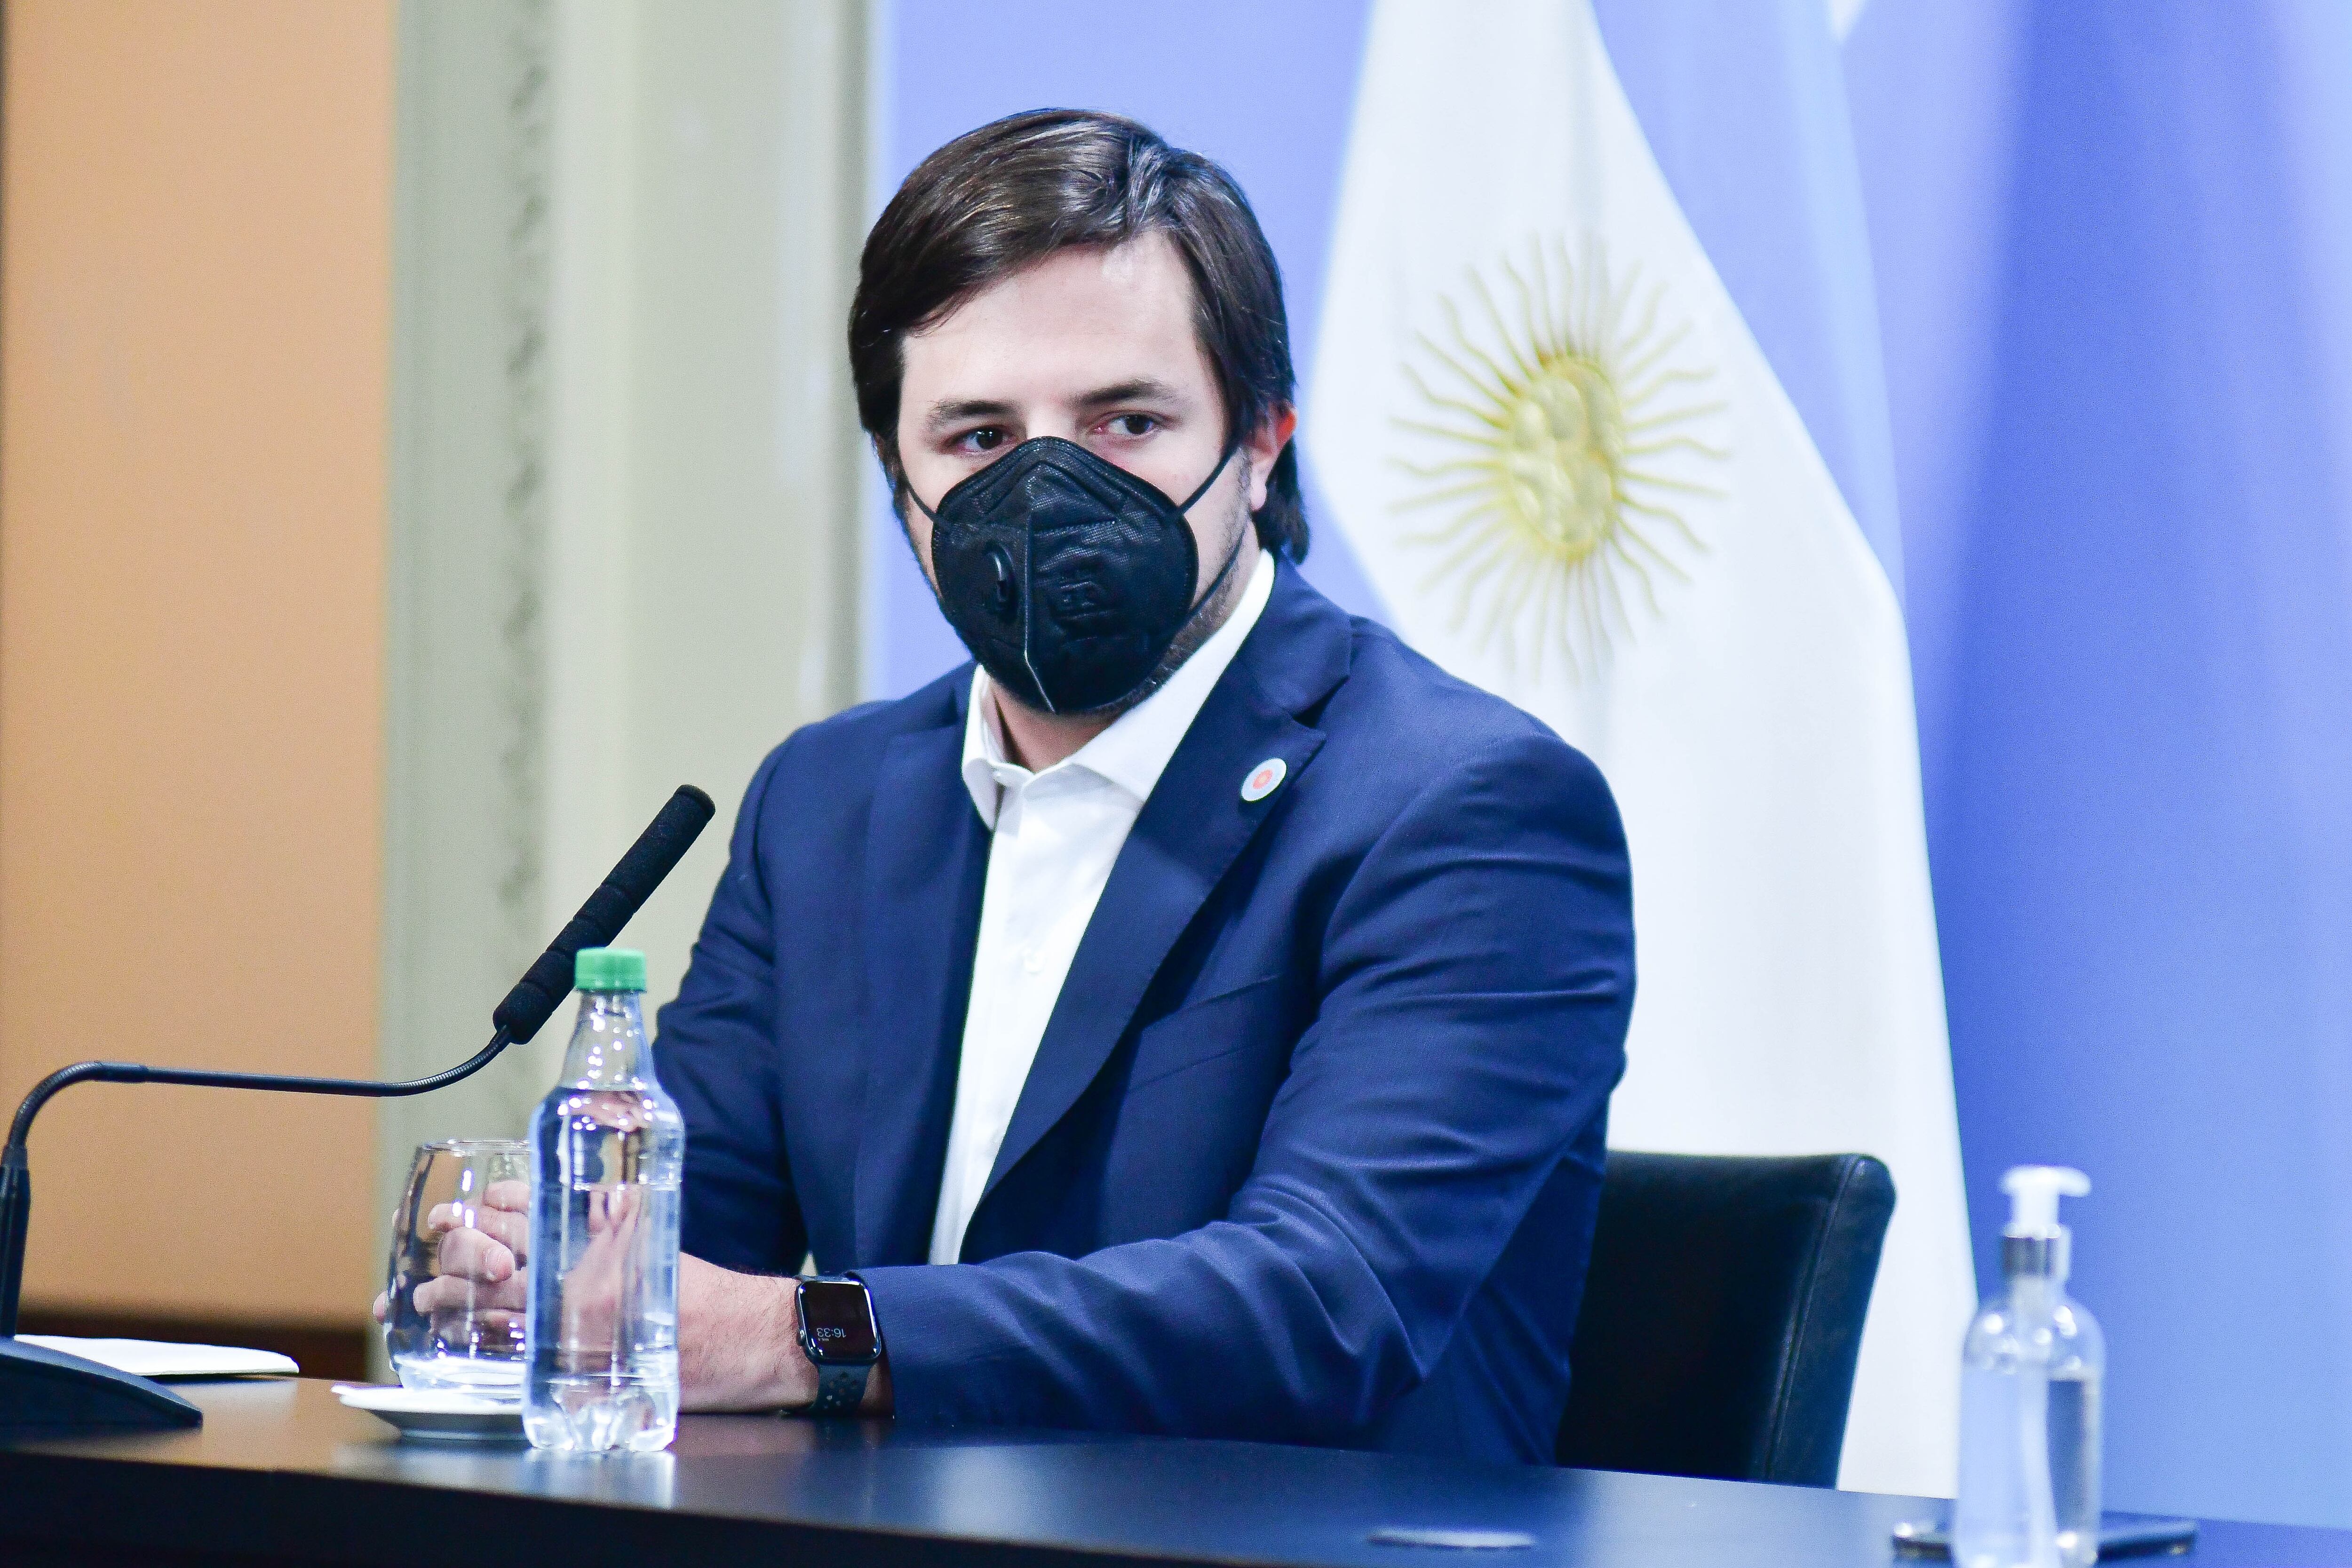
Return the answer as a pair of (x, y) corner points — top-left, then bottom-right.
(495, 0), (555, 1011)
(379, 0), (869, 1370)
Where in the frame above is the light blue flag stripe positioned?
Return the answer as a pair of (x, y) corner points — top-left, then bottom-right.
(1590, 0), (1905, 598)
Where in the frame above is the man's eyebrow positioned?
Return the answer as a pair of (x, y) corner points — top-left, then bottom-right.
(1073, 377), (1183, 408)
(922, 380), (1186, 433)
(922, 397), (1017, 431)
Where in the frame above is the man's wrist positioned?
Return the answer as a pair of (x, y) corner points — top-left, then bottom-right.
(776, 1277), (820, 1409)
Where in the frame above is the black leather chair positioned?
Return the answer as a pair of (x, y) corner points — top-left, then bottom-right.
(1556, 1150), (1896, 1487)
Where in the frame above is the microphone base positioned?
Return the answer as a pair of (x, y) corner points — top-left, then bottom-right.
(0, 1336), (203, 1432)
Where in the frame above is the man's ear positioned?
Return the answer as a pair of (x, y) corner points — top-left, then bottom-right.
(1243, 405), (1299, 514)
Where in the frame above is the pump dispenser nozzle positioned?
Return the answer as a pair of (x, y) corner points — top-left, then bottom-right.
(2001, 1165), (2090, 1279)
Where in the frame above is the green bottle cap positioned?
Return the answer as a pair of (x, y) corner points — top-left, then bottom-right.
(574, 947), (647, 993)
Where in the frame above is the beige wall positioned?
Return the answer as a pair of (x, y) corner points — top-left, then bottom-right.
(0, 1), (394, 1323)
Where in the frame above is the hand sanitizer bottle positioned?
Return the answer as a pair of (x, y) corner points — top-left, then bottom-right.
(1954, 1167), (2104, 1568)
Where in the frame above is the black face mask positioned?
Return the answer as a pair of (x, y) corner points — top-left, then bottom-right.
(910, 436), (1243, 715)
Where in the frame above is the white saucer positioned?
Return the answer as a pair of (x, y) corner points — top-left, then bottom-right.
(333, 1383), (526, 1443)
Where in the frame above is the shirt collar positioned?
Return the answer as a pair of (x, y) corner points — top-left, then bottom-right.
(961, 548), (1276, 829)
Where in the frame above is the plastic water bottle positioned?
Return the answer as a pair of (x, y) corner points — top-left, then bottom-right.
(1954, 1167), (2104, 1568)
(524, 947), (684, 1452)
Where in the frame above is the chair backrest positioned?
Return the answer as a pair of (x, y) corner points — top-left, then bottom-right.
(1556, 1150), (1896, 1487)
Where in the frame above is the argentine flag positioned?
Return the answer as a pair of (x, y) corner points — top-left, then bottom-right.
(1308, 0), (1971, 1496)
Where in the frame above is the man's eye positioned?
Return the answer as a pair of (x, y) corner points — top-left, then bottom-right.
(1104, 414), (1157, 438)
(955, 428), (1006, 454)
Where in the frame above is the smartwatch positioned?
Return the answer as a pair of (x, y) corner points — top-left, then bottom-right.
(795, 1274), (881, 1415)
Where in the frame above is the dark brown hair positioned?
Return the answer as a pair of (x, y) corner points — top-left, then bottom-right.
(850, 108), (1308, 560)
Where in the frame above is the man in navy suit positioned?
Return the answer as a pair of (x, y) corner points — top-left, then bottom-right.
(656, 110), (1636, 1464)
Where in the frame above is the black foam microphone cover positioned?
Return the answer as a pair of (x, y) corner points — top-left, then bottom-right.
(492, 784), (716, 1043)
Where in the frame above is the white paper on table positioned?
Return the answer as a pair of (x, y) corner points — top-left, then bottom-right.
(19, 1336), (301, 1380)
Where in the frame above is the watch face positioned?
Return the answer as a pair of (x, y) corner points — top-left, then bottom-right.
(799, 1279), (879, 1363)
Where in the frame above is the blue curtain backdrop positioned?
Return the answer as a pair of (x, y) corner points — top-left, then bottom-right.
(1848, 0), (2352, 1528)
(870, 0), (2352, 1528)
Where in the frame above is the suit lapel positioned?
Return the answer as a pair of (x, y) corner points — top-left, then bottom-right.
(853, 700), (990, 1266)
(978, 564), (1354, 1205)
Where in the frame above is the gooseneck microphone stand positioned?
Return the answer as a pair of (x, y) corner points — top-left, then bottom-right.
(0, 1030), (524, 1338)
(0, 785), (714, 1432)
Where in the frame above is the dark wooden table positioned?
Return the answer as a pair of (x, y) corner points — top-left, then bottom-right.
(1, 1380), (2347, 1567)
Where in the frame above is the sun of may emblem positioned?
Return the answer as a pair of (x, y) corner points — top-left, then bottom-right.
(1396, 237), (1726, 676)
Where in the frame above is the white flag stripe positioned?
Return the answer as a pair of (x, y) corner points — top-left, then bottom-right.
(1309, 0), (1971, 1496)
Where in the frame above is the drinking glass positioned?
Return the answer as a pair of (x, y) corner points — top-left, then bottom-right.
(383, 1138), (531, 1396)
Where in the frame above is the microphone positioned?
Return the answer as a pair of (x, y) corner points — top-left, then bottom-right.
(0, 784), (715, 1429)
(494, 785), (716, 1043)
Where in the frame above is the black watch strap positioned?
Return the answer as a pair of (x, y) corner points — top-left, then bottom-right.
(811, 1362), (870, 1415)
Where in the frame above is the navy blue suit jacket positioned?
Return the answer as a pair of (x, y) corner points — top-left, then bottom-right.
(654, 563), (1634, 1463)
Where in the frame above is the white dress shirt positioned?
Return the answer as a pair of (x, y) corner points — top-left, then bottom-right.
(927, 549), (1276, 1265)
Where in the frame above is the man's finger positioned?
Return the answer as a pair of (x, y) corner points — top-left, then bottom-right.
(584, 1185), (642, 1237)
(437, 1307), (525, 1343)
(483, 1178), (530, 1212)
(435, 1226), (520, 1284)
(429, 1305), (526, 1344)
(427, 1201), (529, 1258)
(414, 1271), (528, 1317)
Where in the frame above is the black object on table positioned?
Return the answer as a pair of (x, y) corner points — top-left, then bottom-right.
(1891, 1512), (2199, 1559)
(3, 1380), (2349, 1568)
